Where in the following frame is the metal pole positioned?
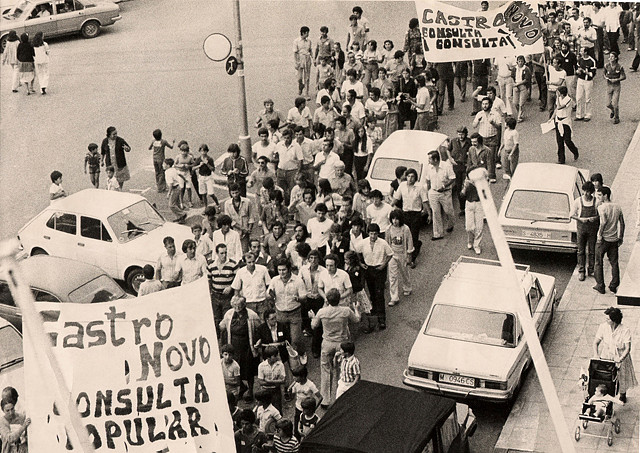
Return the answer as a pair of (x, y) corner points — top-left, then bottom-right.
(232, 0), (251, 162)
(468, 168), (576, 453)
(0, 239), (95, 453)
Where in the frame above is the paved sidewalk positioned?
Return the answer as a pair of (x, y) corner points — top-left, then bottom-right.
(494, 123), (640, 452)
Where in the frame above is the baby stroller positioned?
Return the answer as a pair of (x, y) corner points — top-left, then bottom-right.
(574, 359), (621, 446)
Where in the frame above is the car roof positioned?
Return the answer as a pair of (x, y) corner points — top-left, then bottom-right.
(374, 130), (449, 160)
(510, 163), (581, 193)
(15, 256), (109, 298)
(43, 189), (147, 218)
(301, 380), (455, 453)
(436, 261), (536, 313)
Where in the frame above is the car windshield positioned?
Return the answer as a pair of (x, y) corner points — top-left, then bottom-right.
(504, 190), (571, 223)
(424, 304), (516, 347)
(68, 275), (126, 303)
(0, 325), (23, 369)
(107, 200), (165, 243)
(370, 158), (422, 181)
(5, 0), (30, 18)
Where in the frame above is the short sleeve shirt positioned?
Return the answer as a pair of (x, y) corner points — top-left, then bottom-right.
(355, 237), (393, 267)
(366, 202), (393, 231)
(597, 202), (622, 242)
(231, 264), (271, 302)
(276, 141), (304, 171)
(268, 274), (307, 312)
(394, 181), (428, 212)
(176, 254), (208, 285)
(426, 162), (456, 193)
(315, 151), (342, 180)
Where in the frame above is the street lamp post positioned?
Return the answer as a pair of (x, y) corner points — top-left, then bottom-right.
(232, 0), (251, 162)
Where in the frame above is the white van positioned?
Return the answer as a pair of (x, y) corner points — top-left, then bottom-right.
(365, 130), (450, 196)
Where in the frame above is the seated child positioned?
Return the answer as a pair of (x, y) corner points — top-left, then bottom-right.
(583, 384), (624, 418)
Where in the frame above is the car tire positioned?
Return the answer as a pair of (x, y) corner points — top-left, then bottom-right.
(31, 248), (48, 256)
(125, 267), (144, 295)
(0, 35), (7, 54)
(81, 20), (101, 39)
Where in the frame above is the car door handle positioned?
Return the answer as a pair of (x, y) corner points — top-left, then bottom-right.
(44, 235), (50, 240)
(78, 242), (85, 247)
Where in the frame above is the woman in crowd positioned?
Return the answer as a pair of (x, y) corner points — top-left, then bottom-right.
(101, 126), (132, 190)
(16, 33), (35, 95)
(32, 31), (49, 95)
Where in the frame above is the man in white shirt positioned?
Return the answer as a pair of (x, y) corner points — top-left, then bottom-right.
(175, 239), (208, 286)
(232, 251), (271, 319)
(366, 190), (392, 234)
(212, 214), (244, 263)
(343, 89), (366, 121)
(364, 87), (388, 124)
(494, 55), (516, 115)
(317, 254), (352, 306)
(307, 203), (334, 252)
(425, 151), (455, 240)
(156, 236), (182, 288)
(274, 128), (303, 200)
(252, 128), (277, 171)
(314, 139), (342, 180)
(340, 69), (365, 99)
(603, 2), (621, 55)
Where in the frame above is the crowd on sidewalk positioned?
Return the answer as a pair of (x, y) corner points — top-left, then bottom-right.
(11, 2), (637, 453)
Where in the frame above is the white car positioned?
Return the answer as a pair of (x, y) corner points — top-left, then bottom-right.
(366, 130), (449, 197)
(0, 317), (23, 407)
(498, 163), (589, 253)
(17, 189), (193, 293)
(403, 256), (556, 403)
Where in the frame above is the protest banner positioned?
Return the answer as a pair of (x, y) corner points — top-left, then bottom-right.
(414, 0), (544, 62)
(24, 277), (235, 452)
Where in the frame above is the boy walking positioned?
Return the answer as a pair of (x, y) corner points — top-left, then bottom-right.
(335, 341), (360, 399)
(163, 158), (187, 223)
(500, 117), (520, 180)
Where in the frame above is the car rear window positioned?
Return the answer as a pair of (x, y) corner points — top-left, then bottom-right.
(369, 158), (422, 181)
(0, 325), (22, 368)
(68, 275), (126, 303)
(424, 304), (516, 347)
(505, 190), (571, 223)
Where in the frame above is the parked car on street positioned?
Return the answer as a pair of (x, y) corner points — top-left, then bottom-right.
(498, 163), (589, 253)
(403, 256), (556, 403)
(366, 130), (449, 197)
(0, 255), (130, 331)
(0, 0), (121, 52)
(17, 189), (193, 293)
(300, 380), (476, 453)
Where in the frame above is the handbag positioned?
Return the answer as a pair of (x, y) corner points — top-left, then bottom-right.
(285, 341), (304, 371)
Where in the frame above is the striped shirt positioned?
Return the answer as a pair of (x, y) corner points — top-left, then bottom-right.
(473, 110), (500, 138)
(208, 259), (237, 293)
(339, 354), (361, 383)
(273, 435), (300, 453)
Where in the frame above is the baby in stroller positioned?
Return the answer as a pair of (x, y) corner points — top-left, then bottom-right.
(582, 384), (624, 419)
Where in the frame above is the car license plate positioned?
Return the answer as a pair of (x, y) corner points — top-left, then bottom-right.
(439, 373), (475, 387)
(522, 229), (551, 239)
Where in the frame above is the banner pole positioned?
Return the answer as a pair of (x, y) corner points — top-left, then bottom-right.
(0, 239), (95, 453)
(468, 168), (576, 453)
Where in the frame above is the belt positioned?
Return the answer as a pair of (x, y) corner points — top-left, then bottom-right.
(277, 306), (301, 314)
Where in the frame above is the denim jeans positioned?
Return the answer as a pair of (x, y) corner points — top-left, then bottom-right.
(594, 240), (620, 291)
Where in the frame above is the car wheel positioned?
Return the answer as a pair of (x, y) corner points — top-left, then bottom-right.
(81, 20), (101, 39)
(31, 248), (48, 256)
(0, 35), (7, 54)
(125, 267), (144, 295)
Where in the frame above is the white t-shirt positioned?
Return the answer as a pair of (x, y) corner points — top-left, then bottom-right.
(307, 217), (334, 248)
(49, 183), (64, 204)
(547, 66), (566, 92)
(502, 128), (520, 152)
(343, 100), (366, 120)
(314, 151), (342, 180)
(415, 86), (431, 113)
(366, 202), (392, 231)
(252, 141), (276, 163)
(340, 79), (365, 98)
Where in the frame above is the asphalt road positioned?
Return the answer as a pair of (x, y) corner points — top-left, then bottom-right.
(1, 1), (639, 450)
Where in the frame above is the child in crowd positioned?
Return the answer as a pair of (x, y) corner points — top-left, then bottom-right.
(344, 250), (373, 332)
(500, 117), (520, 180)
(175, 141), (196, 208)
(192, 224), (213, 261)
(257, 346), (286, 414)
(105, 166), (119, 192)
(148, 129), (174, 193)
(163, 158), (187, 223)
(254, 389), (282, 438)
(288, 366), (322, 438)
(385, 209), (413, 306)
(227, 391), (242, 432)
(335, 341), (360, 399)
(583, 384), (624, 418)
(273, 419), (300, 453)
(194, 144), (218, 208)
(298, 397), (320, 440)
(221, 344), (241, 397)
(137, 264), (163, 296)
(202, 206), (218, 240)
(49, 170), (66, 204)
(84, 143), (101, 188)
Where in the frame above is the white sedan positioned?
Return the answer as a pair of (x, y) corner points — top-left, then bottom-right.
(403, 256), (556, 403)
(17, 189), (193, 293)
(498, 163), (589, 253)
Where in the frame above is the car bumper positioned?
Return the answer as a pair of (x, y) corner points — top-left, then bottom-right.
(106, 14), (122, 25)
(506, 238), (577, 253)
(402, 370), (514, 402)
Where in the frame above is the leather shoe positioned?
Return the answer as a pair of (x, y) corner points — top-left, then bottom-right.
(378, 322), (386, 330)
(578, 272), (585, 281)
(446, 226), (454, 233)
(609, 286), (618, 294)
(593, 285), (606, 294)
(431, 236), (443, 241)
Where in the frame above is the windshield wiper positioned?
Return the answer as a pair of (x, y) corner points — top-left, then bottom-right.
(138, 221), (162, 226)
(120, 229), (147, 236)
(546, 216), (569, 221)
